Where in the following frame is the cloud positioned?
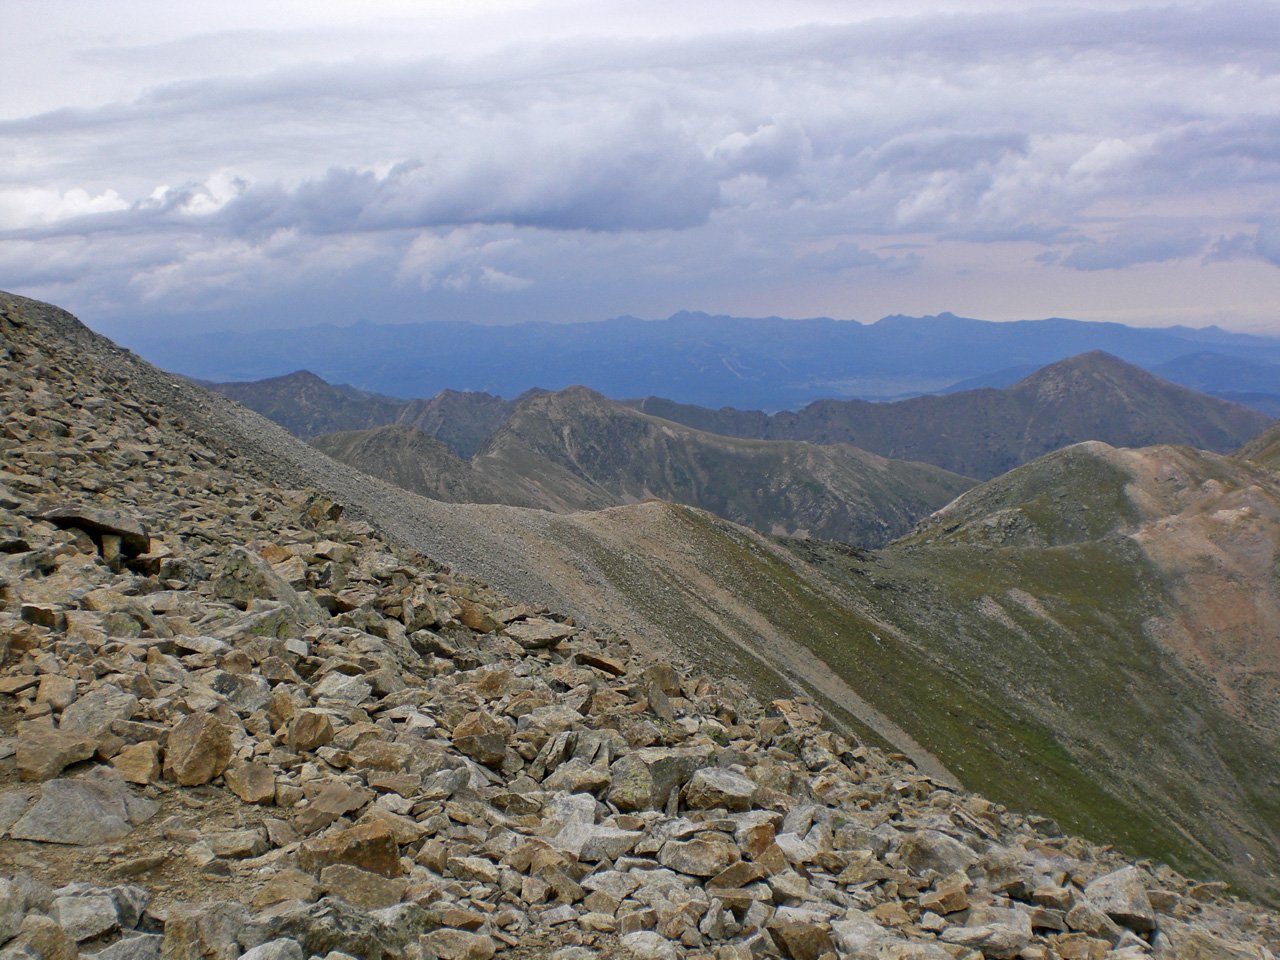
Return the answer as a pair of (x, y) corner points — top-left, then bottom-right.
(2, 1), (1280, 331)
(0, 186), (128, 228)
(1206, 218), (1280, 268)
(798, 241), (919, 275)
(1060, 221), (1210, 271)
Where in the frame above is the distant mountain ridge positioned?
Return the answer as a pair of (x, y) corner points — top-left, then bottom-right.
(199, 370), (406, 437)
(628, 351), (1273, 478)
(136, 309), (1280, 410)
(206, 371), (516, 457)
(208, 351), (1273, 483)
(311, 386), (975, 546)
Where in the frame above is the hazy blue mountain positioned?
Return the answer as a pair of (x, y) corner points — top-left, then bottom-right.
(126, 310), (1280, 411)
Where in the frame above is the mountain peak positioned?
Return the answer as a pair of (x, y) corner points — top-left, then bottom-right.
(1013, 350), (1165, 392)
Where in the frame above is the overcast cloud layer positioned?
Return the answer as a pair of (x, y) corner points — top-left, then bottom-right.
(3, 0), (1280, 336)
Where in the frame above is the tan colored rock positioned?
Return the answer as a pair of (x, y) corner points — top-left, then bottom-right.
(872, 902), (913, 926)
(295, 781), (374, 834)
(159, 901), (248, 960)
(320, 863), (406, 909)
(208, 828), (268, 859)
(657, 837), (739, 877)
(685, 767), (757, 811)
(16, 726), (96, 781)
(709, 861), (768, 890)
(286, 710), (334, 752)
(418, 929), (496, 960)
(35, 674), (77, 711)
(4, 914), (78, 960)
(110, 740), (162, 784)
(451, 710), (507, 767)
(505, 618), (575, 649)
(919, 872), (971, 915)
(457, 598), (499, 633)
(899, 830), (978, 878)
(447, 856), (500, 884)
(224, 761), (276, 804)
(41, 504), (149, 556)
(767, 920), (834, 960)
(164, 713), (232, 786)
(1083, 866), (1156, 935)
(298, 820), (404, 878)
(253, 868), (319, 908)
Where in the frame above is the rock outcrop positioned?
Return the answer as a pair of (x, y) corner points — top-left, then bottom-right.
(1, 291), (1278, 958)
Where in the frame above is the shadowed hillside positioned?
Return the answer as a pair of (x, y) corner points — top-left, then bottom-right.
(313, 386), (976, 547)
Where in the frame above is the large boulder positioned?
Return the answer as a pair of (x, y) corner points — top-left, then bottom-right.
(608, 747), (712, 811)
(10, 776), (158, 845)
(211, 546), (323, 621)
(41, 505), (149, 556)
(298, 821), (404, 878)
(898, 830), (978, 878)
(657, 837), (739, 877)
(685, 768), (757, 811)
(58, 684), (138, 737)
(15, 726), (96, 781)
(164, 714), (232, 786)
(1084, 866), (1156, 935)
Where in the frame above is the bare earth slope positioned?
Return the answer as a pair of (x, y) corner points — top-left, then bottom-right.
(315, 386), (976, 547)
(631, 351), (1273, 478)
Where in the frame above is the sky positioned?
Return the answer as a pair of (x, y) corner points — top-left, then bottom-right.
(3, 0), (1280, 339)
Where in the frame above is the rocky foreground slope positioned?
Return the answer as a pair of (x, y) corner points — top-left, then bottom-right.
(2, 291), (1279, 959)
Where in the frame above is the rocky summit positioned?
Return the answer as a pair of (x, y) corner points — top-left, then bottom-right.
(1, 290), (1278, 960)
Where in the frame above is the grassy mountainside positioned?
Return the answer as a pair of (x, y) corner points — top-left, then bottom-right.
(781, 441), (1280, 899)
(316, 385), (976, 546)
(631, 351), (1273, 478)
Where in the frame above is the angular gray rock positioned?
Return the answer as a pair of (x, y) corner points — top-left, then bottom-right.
(1085, 865), (1157, 935)
(10, 777), (157, 845)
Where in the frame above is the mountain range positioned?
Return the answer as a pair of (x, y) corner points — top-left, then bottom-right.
(210, 351), (1272, 494)
(142, 309), (1280, 411)
(12, 288), (1280, 906)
